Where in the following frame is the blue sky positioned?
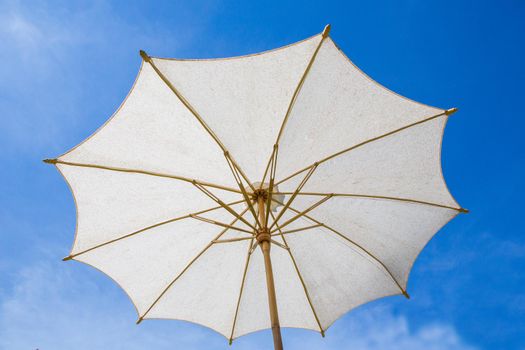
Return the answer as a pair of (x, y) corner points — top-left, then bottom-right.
(1, 0), (524, 349)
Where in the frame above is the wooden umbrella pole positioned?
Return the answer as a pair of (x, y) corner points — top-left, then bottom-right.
(256, 191), (283, 350)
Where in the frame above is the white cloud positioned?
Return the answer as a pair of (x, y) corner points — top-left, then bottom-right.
(0, 261), (224, 350)
(4, 13), (46, 51)
(0, 259), (477, 350)
(283, 307), (478, 350)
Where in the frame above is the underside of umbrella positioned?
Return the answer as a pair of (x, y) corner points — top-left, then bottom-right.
(45, 25), (466, 349)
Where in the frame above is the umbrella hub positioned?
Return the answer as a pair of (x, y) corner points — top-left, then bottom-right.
(253, 188), (268, 201)
(250, 182), (284, 212)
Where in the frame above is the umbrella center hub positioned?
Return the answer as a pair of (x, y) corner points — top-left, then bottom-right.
(249, 182), (284, 212)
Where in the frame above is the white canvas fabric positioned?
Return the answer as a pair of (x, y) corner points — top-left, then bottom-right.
(151, 35), (322, 183)
(77, 205), (250, 315)
(58, 63), (237, 188)
(279, 212), (402, 329)
(286, 196), (459, 286)
(278, 115), (458, 208)
(275, 37), (445, 182)
(51, 28), (464, 342)
(57, 163), (241, 254)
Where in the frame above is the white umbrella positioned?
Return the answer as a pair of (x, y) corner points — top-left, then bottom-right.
(45, 25), (466, 349)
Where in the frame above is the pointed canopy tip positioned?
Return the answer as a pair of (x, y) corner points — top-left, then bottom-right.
(136, 317), (143, 325)
(321, 330), (326, 337)
(445, 107), (458, 116)
(43, 158), (57, 164)
(403, 290), (410, 299)
(459, 208), (470, 214)
(139, 50), (151, 62)
(228, 339), (233, 346)
(322, 24), (331, 38)
(62, 255), (73, 261)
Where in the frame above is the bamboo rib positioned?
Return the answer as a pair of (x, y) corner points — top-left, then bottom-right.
(269, 164), (318, 230)
(46, 159), (241, 194)
(260, 26), (329, 187)
(271, 198), (409, 298)
(265, 145), (279, 228)
(140, 50), (255, 192)
(274, 26), (329, 146)
(260, 145), (277, 191)
(190, 215), (254, 234)
(63, 199), (245, 261)
(137, 207), (251, 323)
(270, 224), (323, 237)
(249, 241), (260, 255)
(192, 181), (256, 230)
(273, 192), (469, 213)
(269, 239), (290, 251)
(270, 211), (325, 336)
(213, 237), (254, 244)
(223, 152), (261, 227)
(315, 219), (409, 298)
(275, 111), (448, 187)
(229, 238), (255, 344)
(270, 194), (332, 233)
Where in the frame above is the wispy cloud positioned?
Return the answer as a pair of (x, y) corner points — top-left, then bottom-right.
(0, 258), (477, 350)
(0, 0), (208, 156)
(0, 260), (224, 350)
(283, 307), (477, 350)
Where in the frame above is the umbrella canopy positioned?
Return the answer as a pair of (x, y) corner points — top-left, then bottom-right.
(45, 25), (466, 349)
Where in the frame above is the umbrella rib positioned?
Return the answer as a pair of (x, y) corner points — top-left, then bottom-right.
(260, 144), (277, 190)
(269, 164), (319, 230)
(46, 159), (241, 194)
(228, 237), (255, 344)
(223, 152), (262, 228)
(270, 194), (333, 233)
(316, 219), (410, 298)
(270, 239), (290, 251)
(264, 145), (279, 228)
(271, 198), (410, 298)
(270, 224), (323, 237)
(270, 211), (325, 336)
(192, 181), (256, 230)
(273, 192), (469, 213)
(140, 51), (256, 193)
(213, 236), (254, 244)
(51, 158), (252, 232)
(62, 199), (245, 261)
(137, 207), (251, 324)
(260, 26), (330, 187)
(275, 109), (455, 187)
(189, 214), (254, 235)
